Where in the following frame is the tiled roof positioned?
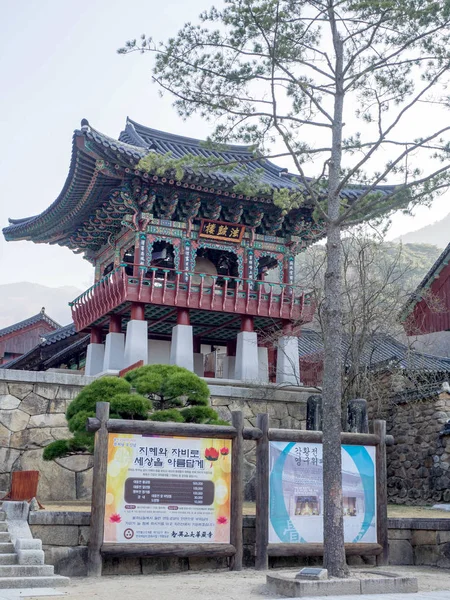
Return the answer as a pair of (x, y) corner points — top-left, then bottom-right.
(400, 241), (450, 321)
(298, 329), (450, 373)
(120, 118), (394, 201)
(40, 323), (77, 345)
(0, 311), (60, 338)
(3, 118), (395, 244)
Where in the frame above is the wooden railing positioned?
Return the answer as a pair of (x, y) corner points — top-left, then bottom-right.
(70, 265), (315, 331)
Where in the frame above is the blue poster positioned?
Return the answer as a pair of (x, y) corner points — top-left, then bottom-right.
(268, 442), (376, 544)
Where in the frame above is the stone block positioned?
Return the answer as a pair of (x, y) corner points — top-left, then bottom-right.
(388, 529), (412, 540)
(19, 393), (49, 416)
(7, 383), (33, 400)
(266, 574), (360, 597)
(44, 545), (88, 577)
(33, 384), (58, 400)
(141, 557), (189, 573)
(0, 395), (21, 410)
(228, 402), (254, 419)
(0, 409), (30, 432)
(55, 455), (93, 472)
(360, 576), (418, 594)
(0, 425), (11, 448)
(51, 427), (71, 440)
(17, 549), (45, 565)
(414, 544), (440, 566)
(388, 539), (413, 565)
(76, 468), (93, 501)
(287, 402), (306, 420)
(437, 531), (450, 544)
(78, 526), (90, 546)
(16, 538), (42, 550)
(31, 525), (79, 546)
(247, 401), (268, 416)
(267, 403), (289, 419)
(28, 413), (67, 428)
(0, 448), (20, 473)
(188, 556), (229, 570)
(103, 556), (142, 575)
(411, 530), (437, 545)
(10, 427), (54, 449)
(48, 398), (67, 414)
(0, 382), (8, 395)
(29, 511), (90, 526)
(18, 449), (77, 501)
(55, 385), (82, 400)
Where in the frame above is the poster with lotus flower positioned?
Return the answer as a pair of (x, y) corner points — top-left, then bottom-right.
(103, 433), (232, 544)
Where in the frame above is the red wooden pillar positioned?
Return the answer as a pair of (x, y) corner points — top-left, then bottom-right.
(241, 315), (254, 332)
(90, 327), (102, 344)
(177, 308), (190, 326)
(109, 314), (122, 333)
(130, 303), (145, 321)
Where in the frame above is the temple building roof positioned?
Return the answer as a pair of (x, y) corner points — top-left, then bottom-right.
(3, 118), (394, 254)
(400, 241), (450, 333)
(0, 309), (60, 339)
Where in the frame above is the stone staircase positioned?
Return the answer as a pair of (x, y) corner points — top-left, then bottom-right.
(0, 508), (69, 589)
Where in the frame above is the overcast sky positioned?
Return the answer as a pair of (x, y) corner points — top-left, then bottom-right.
(1, 0), (449, 291)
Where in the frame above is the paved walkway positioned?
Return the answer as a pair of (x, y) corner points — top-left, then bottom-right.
(0, 567), (449, 600)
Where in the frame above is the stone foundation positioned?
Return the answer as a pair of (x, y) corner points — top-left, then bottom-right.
(0, 369), (312, 503)
(30, 512), (448, 576)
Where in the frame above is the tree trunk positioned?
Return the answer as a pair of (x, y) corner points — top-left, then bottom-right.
(322, 4), (348, 577)
(322, 222), (348, 577)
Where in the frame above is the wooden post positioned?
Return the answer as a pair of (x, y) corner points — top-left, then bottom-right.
(230, 411), (244, 571)
(88, 402), (110, 577)
(374, 419), (389, 566)
(255, 413), (269, 570)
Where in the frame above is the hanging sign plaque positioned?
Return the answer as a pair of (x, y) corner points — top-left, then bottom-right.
(199, 219), (245, 243)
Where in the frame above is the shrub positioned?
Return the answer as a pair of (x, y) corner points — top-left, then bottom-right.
(125, 364), (210, 410)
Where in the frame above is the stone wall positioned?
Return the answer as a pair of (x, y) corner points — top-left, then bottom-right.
(208, 380), (309, 500)
(31, 511), (449, 576)
(0, 369), (95, 501)
(388, 518), (450, 568)
(386, 391), (450, 505)
(0, 369), (313, 503)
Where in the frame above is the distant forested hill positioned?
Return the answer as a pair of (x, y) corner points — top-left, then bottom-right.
(393, 213), (450, 249)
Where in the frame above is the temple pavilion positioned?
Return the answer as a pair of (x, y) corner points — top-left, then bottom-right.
(2, 118), (386, 383)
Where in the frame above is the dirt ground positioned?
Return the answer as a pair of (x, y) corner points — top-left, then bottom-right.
(24, 566), (450, 600)
(44, 502), (450, 519)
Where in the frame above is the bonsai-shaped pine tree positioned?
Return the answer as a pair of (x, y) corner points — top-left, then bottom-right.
(124, 364), (226, 424)
(43, 365), (225, 461)
(43, 376), (151, 461)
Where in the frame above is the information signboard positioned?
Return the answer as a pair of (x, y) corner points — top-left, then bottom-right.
(269, 442), (376, 544)
(103, 433), (232, 545)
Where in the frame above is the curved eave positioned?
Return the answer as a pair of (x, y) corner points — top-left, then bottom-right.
(2, 127), (141, 244)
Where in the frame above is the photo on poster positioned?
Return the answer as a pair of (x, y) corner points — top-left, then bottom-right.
(103, 433), (232, 544)
(268, 442), (376, 544)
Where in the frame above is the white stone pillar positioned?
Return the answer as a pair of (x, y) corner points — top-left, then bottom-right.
(170, 325), (194, 371)
(258, 347), (269, 383)
(276, 335), (301, 385)
(234, 331), (259, 381)
(103, 332), (125, 371)
(222, 356), (236, 380)
(124, 320), (148, 368)
(85, 343), (105, 376)
(193, 353), (204, 377)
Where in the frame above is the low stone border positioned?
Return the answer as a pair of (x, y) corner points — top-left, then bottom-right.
(266, 571), (419, 597)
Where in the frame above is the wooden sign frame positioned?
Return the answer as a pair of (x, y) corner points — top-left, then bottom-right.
(87, 403), (243, 576)
(255, 414), (389, 570)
